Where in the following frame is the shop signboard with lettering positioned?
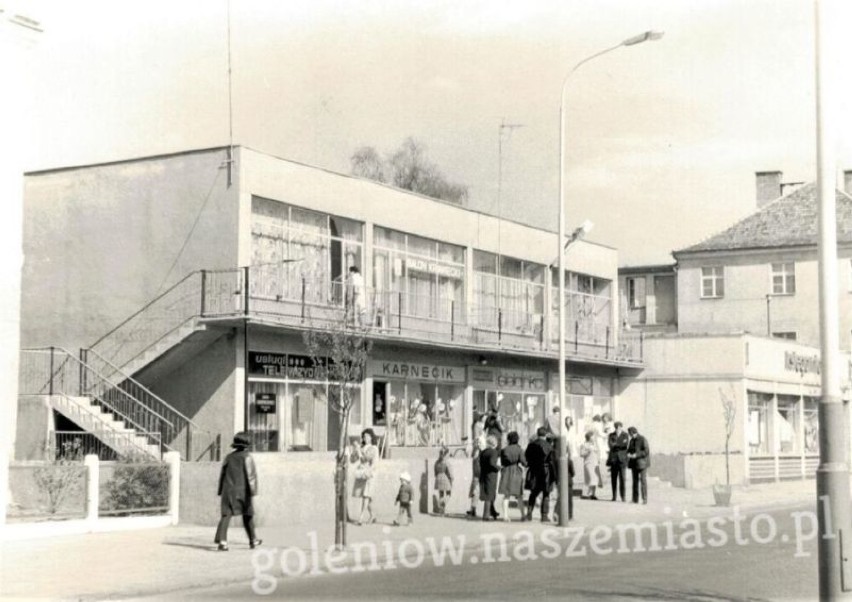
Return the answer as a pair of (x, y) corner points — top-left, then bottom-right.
(405, 258), (463, 280)
(249, 351), (347, 380)
(469, 366), (546, 391)
(369, 360), (465, 383)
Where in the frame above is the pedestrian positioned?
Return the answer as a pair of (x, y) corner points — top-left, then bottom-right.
(214, 432), (261, 551)
(524, 426), (554, 522)
(579, 431), (600, 500)
(479, 434), (501, 521)
(498, 431), (527, 521)
(393, 471), (414, 526)
(607, 421), (629, 502)
(346, 265), (366, 326)
(352, 428), (379, 525)
(484, 404), (504, 449)
(627, 426), (651, 504)
(434, 446), (453, 514)
(465, 438), (482, 518)
(471, 410), (486, 450)
(545, 405), (561, 438)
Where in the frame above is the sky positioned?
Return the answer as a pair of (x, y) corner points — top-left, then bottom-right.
(17, 0), (852, 266)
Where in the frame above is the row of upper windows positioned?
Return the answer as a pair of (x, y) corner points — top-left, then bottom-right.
(251, 196), (611, 293)
(700, 260), (852, 299)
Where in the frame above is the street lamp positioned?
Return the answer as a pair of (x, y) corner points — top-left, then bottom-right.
(556, 31), (663, 527)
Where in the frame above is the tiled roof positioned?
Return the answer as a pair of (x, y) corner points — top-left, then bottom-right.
(675, 183), (852, 254)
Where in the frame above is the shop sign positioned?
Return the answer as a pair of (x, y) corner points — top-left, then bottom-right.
(369, 360), (465, 383)
(470, 367), (495, 385)
(785, 351), (820, 376)
(248, 351), (289, 377)
(497, 369), (546, 392)
(249, 351), (336, 380)
(255, 392), (277, 414)
(406, 257), (463, 280)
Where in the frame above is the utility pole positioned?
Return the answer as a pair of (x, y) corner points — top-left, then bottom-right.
(814, 0), (851, 598)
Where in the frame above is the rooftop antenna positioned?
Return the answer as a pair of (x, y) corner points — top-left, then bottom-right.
(497, 119), (524, 261)
(224, 0), (234, 187)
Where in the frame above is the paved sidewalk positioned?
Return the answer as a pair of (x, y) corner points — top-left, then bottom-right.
(0, 480), (815, 600)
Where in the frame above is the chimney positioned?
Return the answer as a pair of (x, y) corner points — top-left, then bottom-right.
(844, 170), (852, 196)
(755, 171), (782, 208)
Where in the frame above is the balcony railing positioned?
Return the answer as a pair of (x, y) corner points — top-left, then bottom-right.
(199, 266), (642, 363)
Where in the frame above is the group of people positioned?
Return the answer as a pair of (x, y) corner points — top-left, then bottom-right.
(212, 414), (652, 548)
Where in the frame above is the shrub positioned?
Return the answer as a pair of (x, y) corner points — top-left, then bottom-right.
(33, 460), (85, 515)
(102, 457), (169, 514)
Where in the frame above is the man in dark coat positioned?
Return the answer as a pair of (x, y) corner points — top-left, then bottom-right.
(478, 435), (501, 520)
(214, 432), (261, 551)
(627, 426), (651, 504)
(524, 427), (554, 521)
(608, 421), (629, 502)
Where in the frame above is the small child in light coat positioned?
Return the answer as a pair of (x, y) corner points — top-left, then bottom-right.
(393, 471), (414, 526)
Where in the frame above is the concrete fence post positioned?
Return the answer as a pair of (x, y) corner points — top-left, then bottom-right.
(164, 451), (181, 526)
(83, 454), (99, 525)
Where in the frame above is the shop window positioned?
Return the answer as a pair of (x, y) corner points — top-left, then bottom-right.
(771, 262), (796, 295)
(776, 395), (800, 454)
(701, 266), (724, 299)
(747, 392), (772, 455)
(803, 398), (819, 454)
(568, 377), (593, 396)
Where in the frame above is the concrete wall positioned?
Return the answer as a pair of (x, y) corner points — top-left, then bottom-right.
(22, 148), (240, 350)
(140, 330), (238, 446)
(179, 453), (433, 528)
(14, 397), (54, 461)
(649, 453), (746, 488)
(676, 247), (852, 350)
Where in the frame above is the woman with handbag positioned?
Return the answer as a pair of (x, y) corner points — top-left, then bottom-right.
(352, 428), (379, 525)
(498, 431), (527, 521)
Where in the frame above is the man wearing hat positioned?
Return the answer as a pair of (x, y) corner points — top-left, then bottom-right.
(214, 432), (261, 551)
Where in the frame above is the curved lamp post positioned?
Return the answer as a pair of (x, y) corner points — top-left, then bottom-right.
(556, 30), (663, 527)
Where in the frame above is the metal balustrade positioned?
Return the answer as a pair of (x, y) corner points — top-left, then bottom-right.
(19, 348), (220, 461)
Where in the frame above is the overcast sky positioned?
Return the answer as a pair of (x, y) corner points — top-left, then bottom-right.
(21, 0), (852, 266)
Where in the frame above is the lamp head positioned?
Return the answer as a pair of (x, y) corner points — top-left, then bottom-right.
(621, 30), (664, 46)
(578, 219), (594, 237)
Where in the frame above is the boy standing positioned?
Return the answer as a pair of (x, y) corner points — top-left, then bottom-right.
(393, 471), (414, 526)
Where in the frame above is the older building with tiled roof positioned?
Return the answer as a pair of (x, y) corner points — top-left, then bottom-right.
(671, 173), (852, 350)
(677, 182), (852, 253)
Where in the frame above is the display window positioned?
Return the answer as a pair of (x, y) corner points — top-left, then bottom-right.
(377, 379), (465, 447)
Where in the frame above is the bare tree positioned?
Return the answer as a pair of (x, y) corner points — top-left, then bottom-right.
(350, 137), (468, 204)
(303, 309), (373, 549)
(719, 386), (737, 486)
(350, 146), (386, 183)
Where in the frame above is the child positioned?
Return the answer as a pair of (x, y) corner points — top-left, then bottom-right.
(434, 447), (453, 514)
(393, 471), (414, 526)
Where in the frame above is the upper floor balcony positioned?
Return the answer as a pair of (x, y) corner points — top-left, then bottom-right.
(88, 266), (643, 382)
(199, 266), (643, 366)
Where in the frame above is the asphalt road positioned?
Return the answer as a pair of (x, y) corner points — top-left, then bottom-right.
(145, 505), (820, 601)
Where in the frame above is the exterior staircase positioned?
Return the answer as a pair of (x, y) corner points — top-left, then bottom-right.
(18, 346), (220, 462)
(49, 393), (162, 459)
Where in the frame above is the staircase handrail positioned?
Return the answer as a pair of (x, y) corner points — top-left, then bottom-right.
(45, 391), (163, 460)
(83, 346), (214, 437)
(21, 347), (175, 439)
(89, 270), (201, 350)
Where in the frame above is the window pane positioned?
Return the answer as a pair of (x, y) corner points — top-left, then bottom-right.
(474, 250), (498, 273)
(407, 233), (435, 257)
(524, 263), (545, 284)
(290, 207), (327, 234)
(500, 256), (522, 279)
(329, 216), (363, 241)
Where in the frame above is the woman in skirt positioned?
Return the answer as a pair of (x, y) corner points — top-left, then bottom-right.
(498, 431), (527, 521)
(433, 447), (453, 514)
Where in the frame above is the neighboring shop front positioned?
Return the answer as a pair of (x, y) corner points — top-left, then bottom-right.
(246, 348), (362, 452)
(550, 371), (616, 452)
(744, 343), (828, 482)
(369, 357), (467, 447)
(470, 365), (549, 444)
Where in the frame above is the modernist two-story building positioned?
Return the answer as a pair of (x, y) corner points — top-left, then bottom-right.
(19, 146), (642, 459)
